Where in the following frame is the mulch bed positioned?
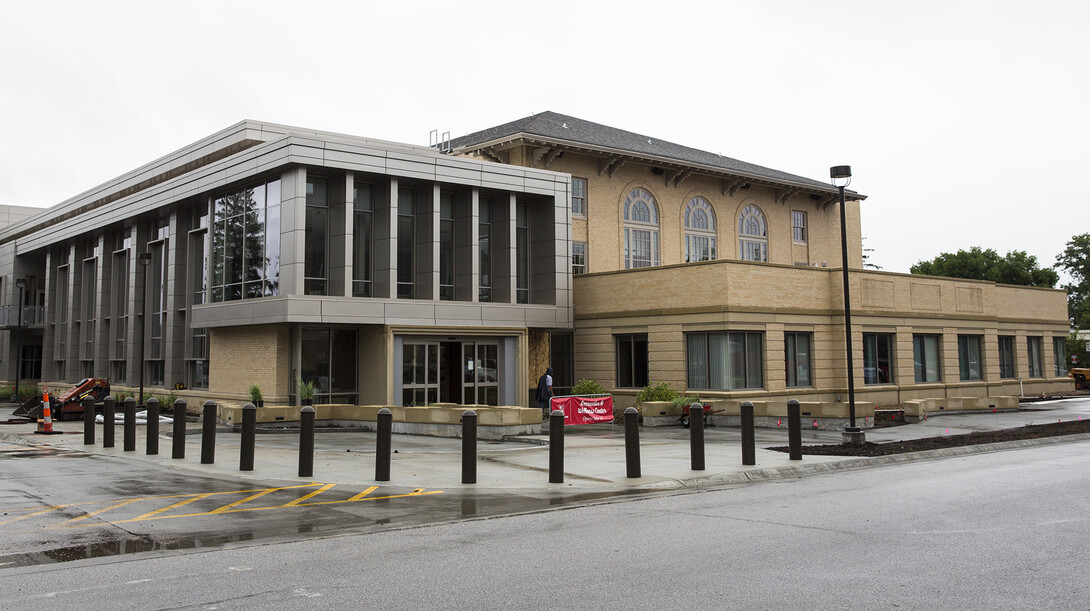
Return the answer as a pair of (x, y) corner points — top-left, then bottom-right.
(767, 418), (1090, 457)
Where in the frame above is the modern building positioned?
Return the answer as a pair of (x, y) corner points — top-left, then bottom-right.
(0, 122), (573, 408)
(0, 112), (1073, 422)
(449, 112), (1072, 410)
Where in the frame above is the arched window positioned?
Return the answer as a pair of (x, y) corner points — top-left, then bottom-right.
(738, 204), (768, 262)
(684, 197), (717, 262)
(623, 188), (659, 268)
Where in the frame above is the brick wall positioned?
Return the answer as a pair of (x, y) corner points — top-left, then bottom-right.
(209, 324), (291, 402)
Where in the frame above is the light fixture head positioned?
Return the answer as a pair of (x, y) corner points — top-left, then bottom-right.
(15, 278), (25, 288)
(138, 252), (152, 266)
(830, 165), (852, 187)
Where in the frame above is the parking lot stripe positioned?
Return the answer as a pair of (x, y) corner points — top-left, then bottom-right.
(50, 498), (144, 528)
(0, 506), (63, 527)
(131, 493), (214, 521)
(281, 483), (336, 507)
(210, 487), (284, 514)
(346, 486), (379, 501)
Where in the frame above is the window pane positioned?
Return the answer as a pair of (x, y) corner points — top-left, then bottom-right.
(687, 334), (707, 389)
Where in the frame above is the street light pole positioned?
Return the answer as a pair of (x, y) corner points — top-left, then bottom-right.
(138, 251), (152, 408)
(14, 278), (25, 401)
(830, 165), (862, 444)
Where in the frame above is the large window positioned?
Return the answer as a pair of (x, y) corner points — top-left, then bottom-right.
(738, 205), (768, 262)
(863, 333), (894, 384)
(572, 242), (587, 275)
(998, 335), (1015, 378)
(623, 188), (659, 268)
(687, 331), (763, 390)
(352, 182), (373, 297)
(572, 177), (587, 217)
(397, 187), (415, 299)
(784, 332), (812, 387)
(684, 197), (717, 262)
(1027, 336), (1043, 377)
(913, 334), (942, 383)
(210, 178), (280, 301)
(305, 177), (329, 295)
(616, 334), (649, 388)
(440, 192), (455, 301)
(1054, 337), (1067, 377)
(301, 328), (358, 404)
(958, 335), (983, 381)
(111, 248), (129, 374)
(516, 200), (529, 303)
(479, 198), (491, 302)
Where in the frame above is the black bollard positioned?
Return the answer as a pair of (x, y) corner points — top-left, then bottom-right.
(462, 410), (477, 484)
(83, 397), (95, 445)
(624, 406), (641, 478)
(102, 396), (115, 448)
(172, 399), (187, 459)
(690, 401), (705, 470)
(787, 399), (802, 461)
(549, 409), (564, 483)
(375, 407), (392, 482)
(240, 403), (256, 471)
(146, 398), (159, 455)
(299, 406), (315, 478)
(741, 400), (756, 466)
(123, 397), (137, 452)
(201, 400), (217, 464)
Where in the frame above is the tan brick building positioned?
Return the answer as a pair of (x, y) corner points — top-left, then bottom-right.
(450, 112), (1072, 414)
(0, 113), (1071, 426)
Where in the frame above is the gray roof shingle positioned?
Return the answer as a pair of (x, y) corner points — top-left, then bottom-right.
(448, 111), (855, 196)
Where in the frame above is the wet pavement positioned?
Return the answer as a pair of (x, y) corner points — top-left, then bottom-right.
(2, 396), (1089, 568)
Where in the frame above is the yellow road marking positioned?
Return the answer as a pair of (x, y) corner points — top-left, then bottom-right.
(0, 483), (322, 513)
(50, 498), (144, 529)
(347, 486), (379, 501)
(7, 484), (444, 529)
(210, 488), (283, 514)
(281, 483), (336, 507)
(130, 493), (214, 521)
(0, 506), (64, 527)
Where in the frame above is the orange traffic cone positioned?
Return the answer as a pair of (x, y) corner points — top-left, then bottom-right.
(35, 391), (58, 435)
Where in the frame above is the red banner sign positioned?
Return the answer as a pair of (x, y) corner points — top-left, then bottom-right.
(550, 395), (614, 425)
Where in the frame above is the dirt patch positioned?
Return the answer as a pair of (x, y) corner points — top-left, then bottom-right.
(767, 418), (1090, 457)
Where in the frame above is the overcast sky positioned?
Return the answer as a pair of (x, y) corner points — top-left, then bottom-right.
(1, 0), (1085, 278)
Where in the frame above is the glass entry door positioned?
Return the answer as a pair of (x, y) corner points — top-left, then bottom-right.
(463, 342), (498, 406)
(403, 340), (499, 406)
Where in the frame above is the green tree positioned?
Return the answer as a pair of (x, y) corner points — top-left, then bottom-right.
(910, 246), (1058, 288)
(1055, 233), (1090, 329)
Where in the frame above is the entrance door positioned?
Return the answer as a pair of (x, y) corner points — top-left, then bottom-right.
(462, 342), (498, 406)
(403, 340), (500, 406)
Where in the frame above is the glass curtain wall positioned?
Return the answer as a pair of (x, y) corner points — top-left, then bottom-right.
(479, 198), (491, 302)
(440, 192), (455, 301)
(210, 178), (280, 301)
(397, 187), (415, 299)
(352, 182), (373, 297)
(305, 178), (329, 295)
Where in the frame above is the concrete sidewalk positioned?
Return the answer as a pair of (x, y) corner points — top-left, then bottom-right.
(3, 397), (1089, 494)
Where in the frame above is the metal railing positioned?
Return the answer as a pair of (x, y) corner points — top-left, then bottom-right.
(0, 305), (46, 327)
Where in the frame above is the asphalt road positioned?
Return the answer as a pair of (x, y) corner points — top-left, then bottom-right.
(4, 440), (1089, 609)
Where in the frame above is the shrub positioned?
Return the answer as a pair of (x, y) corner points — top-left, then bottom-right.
(633, 382), (681, 405)
(669, 395), (705, 410)
(0, 387), (12, 401)
(571, 378), (608, 395)
(249, 384), (263, 403)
